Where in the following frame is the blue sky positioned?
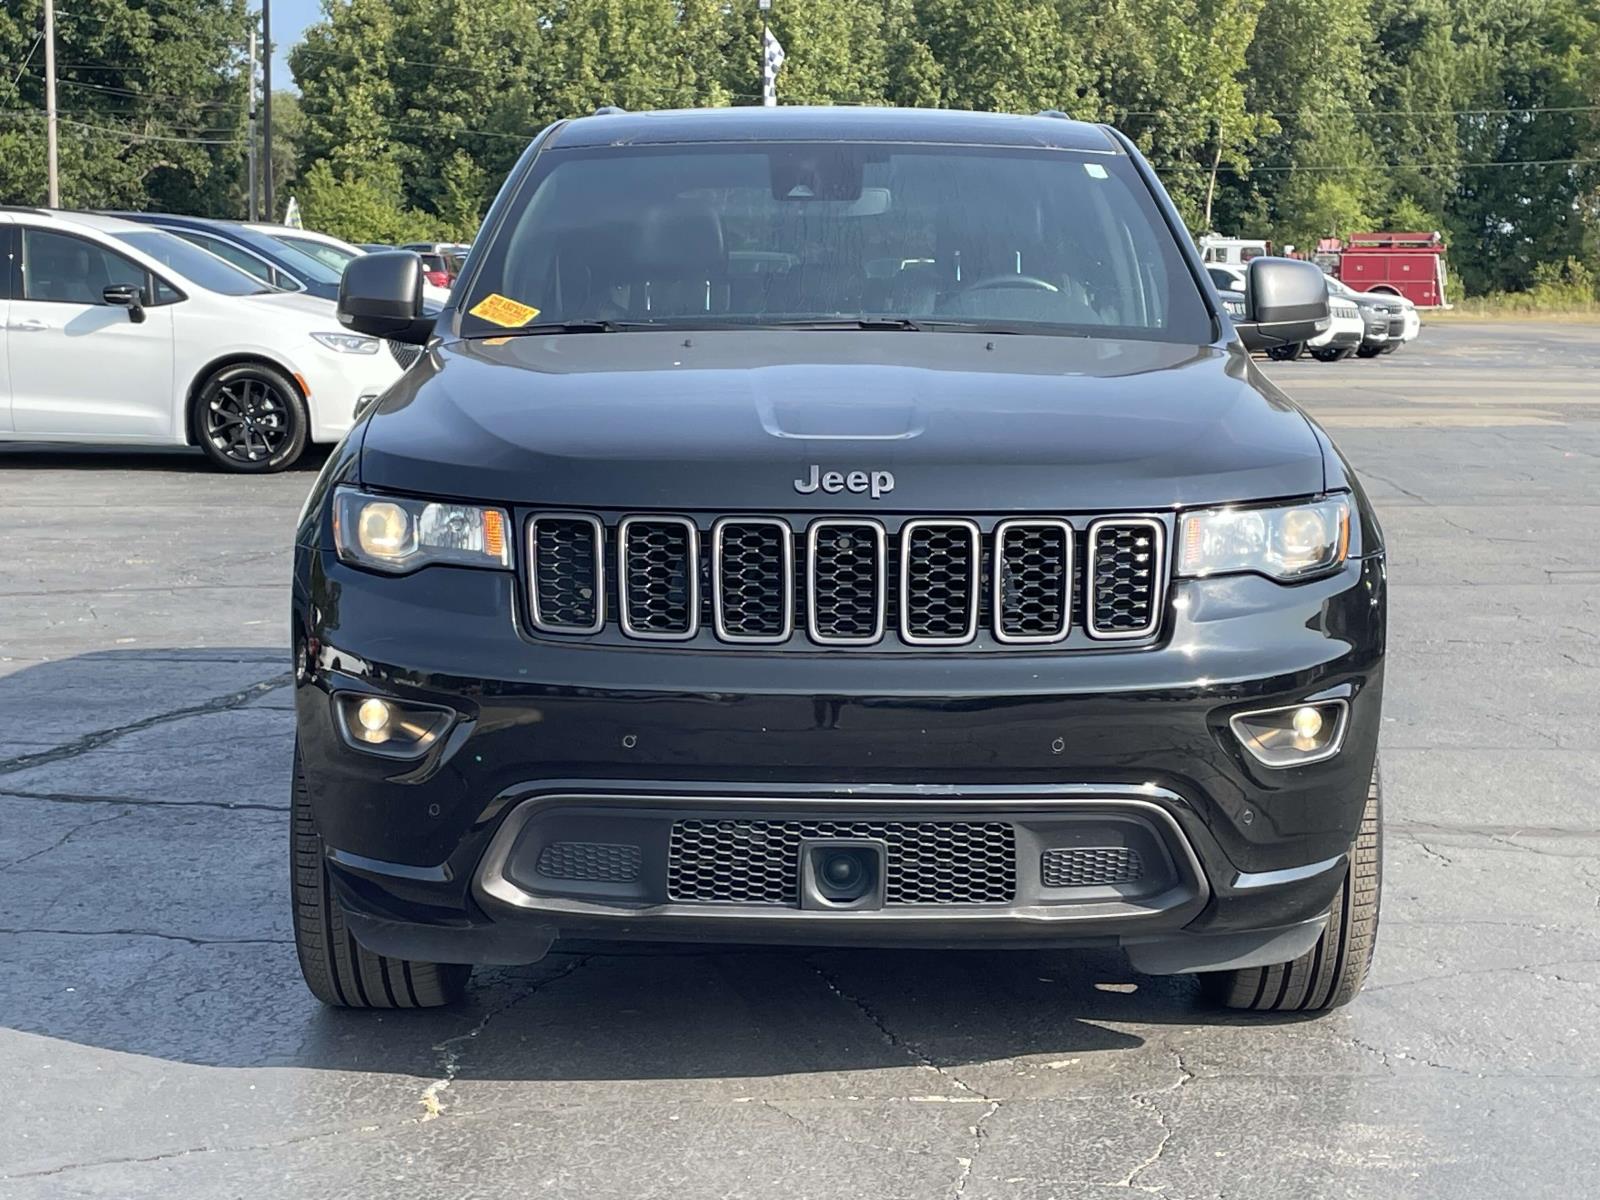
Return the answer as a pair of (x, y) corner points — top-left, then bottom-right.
(263, 0), (320, 89)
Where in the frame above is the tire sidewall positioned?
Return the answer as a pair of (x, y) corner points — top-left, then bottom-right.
(194, 362), (309, 473)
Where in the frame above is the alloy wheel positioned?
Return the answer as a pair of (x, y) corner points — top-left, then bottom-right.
(206, 377), (292, 465)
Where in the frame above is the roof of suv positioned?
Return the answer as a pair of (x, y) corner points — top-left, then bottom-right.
(545, 106), (1122, 153)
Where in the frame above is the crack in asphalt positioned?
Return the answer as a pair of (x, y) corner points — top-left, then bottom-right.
(0, 673), (293, 777)
(1, 788), (284, 813)
(419, 955), (593, 1121)
(1, 1120), (405, 1182)
(0, 927), (291, 946)
(804, 956), (1004, 1197)
(0, 805), (135, 870)
(1109, 1050), (1194, 1191)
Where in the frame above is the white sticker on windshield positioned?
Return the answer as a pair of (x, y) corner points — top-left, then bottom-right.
(1084, 163), (1108, 180)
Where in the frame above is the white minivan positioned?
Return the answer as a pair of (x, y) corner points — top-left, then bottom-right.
(0, 209), (403, 471)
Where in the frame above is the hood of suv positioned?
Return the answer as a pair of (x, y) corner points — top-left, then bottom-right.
(359, 332), (1325, 511)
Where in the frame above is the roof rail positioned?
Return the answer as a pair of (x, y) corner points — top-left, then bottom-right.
(592, 105), (626, 116)
(0, 205), (54, 215)
(1036, 109), (1071, 120)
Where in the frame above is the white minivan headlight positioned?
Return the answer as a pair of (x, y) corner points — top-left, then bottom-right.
(312, 331), (381, 354)
(1178, 498), (1350, 581)
(333, 488), (510, 573)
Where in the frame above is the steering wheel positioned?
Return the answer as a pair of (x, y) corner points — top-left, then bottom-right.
(960, 274), (1060, 293)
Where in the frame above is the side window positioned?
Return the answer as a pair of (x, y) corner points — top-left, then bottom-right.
(21, 228), (148, 305)
(1206, 267), (1231, 291)
(176, 231), (274, 285)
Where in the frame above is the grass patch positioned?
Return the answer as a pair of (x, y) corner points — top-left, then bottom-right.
(1434, 258), (1600, 321)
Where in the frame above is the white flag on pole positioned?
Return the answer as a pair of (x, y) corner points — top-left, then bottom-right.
(762, 28), (785, 107)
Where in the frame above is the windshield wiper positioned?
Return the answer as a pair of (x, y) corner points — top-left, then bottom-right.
(499, 319), (632, 335)
(749, 316), (925, 331)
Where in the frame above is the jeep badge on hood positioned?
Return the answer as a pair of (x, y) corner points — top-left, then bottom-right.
(793, 464), (896, 499)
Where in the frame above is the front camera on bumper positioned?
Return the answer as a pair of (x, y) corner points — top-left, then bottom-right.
(1230, 699), (1349, 767)
(333, 693), (455, 759)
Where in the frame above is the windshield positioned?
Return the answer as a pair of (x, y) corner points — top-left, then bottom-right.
(276, 234), (359, 274)
(113, 230), (269, 295)
(462, 142), (1212, 342)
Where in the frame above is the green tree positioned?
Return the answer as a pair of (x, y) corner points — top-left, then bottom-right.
(0, 0), (251, 211)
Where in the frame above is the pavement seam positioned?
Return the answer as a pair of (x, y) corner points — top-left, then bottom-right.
(0, 672), (293, 777)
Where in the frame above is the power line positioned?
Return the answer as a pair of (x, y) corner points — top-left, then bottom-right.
(19, 71), (243, 109)
(0, 110), (243, 145)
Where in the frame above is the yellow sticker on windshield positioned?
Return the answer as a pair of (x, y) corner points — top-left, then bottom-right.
(469, 294), (541, 327)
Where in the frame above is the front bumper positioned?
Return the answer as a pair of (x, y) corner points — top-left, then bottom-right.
(293, 547), (1385, 972)
(297, 347), (404, 444)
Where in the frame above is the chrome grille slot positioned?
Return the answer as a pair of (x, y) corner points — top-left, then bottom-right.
(528, 514), (604, 634)
(712, 518), (793, 642)
(807, 520), (886, 644)
(618, 516), (699, 639)
(1087, 518), (1164, 639)
(668, 819), (1016, 905)
(1041, 846), (1143, 888)
(994, 519), (1072, 643)
(900, 520), (980, 644)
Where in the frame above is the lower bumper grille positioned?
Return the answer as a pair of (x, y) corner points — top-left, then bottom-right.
(667, 818), (1017, 906)
(1041, 846), (1143, 888)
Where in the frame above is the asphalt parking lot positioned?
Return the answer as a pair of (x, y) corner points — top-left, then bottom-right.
(2, 320), (1598, 1198)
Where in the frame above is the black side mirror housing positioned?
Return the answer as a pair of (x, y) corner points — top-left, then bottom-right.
(338, 251), (436, 345)
(1234, 257), (1330, 351)
(103, 283), (146, 324)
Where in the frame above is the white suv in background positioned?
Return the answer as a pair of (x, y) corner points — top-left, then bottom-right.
(0, 209), (402, 471)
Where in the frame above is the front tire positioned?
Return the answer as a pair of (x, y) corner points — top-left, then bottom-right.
(1202, 767), (1382, 1013)
(1266, 342), (1302, 362)
(1311, 346), (1351, 363)
(194, 362), (309, 473)
(291, 749), (471, 1008)
(1355, 344), (1384, 359)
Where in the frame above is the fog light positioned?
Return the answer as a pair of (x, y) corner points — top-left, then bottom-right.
(356, 697), (392, 738)
(333, 693), (456, 759)
(1230, 699), (1348, 768)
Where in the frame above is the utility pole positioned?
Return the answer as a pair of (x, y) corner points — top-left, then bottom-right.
(262, 0), (274, 223)
(44, 0), (60, 206)
(247, 23), (259, 221)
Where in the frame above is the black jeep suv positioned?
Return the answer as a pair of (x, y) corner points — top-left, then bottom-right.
(293, 107), (1384, 1014)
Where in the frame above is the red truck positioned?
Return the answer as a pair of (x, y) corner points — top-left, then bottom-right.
(1313, 232), (1449, 308)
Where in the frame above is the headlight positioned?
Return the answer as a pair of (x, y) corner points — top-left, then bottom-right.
(312, 331), (381, 354)
(333, 488), (510, 573)
(1177, 498), (1350, 581)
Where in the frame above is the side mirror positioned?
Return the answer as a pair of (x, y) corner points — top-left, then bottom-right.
(338, 251), (436, 345)
(1234, 257), (1330, 351)
(103, 283), (146, 324)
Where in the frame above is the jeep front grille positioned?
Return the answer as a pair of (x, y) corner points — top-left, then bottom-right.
(522, 512), (1169, 649)
(667, 818), (1016, 905)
